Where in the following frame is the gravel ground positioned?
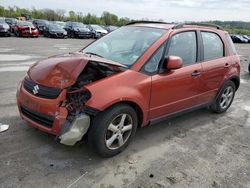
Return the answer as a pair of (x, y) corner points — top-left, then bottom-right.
(0, 37), (250, 188)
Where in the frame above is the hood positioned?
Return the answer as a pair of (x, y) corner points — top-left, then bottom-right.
(0, 23), (9, 29)
(50, 28), (65, 33)
(28, 52), (126, 89)
(18, 26), (35, 29)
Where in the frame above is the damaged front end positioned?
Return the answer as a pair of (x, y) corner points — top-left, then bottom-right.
(18, 52), (125, 146)
(59, 87), (92, 146)
(59, 59), (124, 145)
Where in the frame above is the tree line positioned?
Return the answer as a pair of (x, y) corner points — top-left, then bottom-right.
(0, 6), (250, 34)
(0, 6), (135, 26)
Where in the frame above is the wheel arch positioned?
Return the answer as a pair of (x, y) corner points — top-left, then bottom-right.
(229, 75), (240, 91)
(103, 101), (144, 128)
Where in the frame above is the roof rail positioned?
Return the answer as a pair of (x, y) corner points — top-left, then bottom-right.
(126, 21), (172, 25)
(172, 22), (223, 30)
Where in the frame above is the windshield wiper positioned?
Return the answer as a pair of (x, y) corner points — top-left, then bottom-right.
(84, 52), (103, 58)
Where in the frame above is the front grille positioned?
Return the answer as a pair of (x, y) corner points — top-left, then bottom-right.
(23, 77), (62, 99)
(21, 106), (54, 128)
(56, 33), (64, 37)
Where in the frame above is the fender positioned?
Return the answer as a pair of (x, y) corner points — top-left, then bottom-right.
(84, 70), (152, 125)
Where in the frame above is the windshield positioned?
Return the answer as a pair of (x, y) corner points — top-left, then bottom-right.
(82, 26), (166, 66)
(72, 22), (85, 27)
(0, 19), (5, 23)
(49, 24), (62, 30)
(55, 22), (66, 27)
(6, 18), (17, 23)
(18, 22), (33, 27)
(37, 20), (49, 25)
(91, 24), (103, 30)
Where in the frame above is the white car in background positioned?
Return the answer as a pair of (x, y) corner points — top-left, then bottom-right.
(0, 17), (11, 36)
(88, 24), (108, 38)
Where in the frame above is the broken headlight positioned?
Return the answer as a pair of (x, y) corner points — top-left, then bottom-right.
(66, 87), (91, 116)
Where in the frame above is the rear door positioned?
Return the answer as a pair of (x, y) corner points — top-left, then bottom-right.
(199, 31), (232, 103)
(149, 31), (203, 120)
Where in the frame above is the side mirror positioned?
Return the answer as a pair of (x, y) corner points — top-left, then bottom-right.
(166, 56), (183, 70)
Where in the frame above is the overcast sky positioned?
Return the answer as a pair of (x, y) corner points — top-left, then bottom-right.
(1, 0), (250, 22)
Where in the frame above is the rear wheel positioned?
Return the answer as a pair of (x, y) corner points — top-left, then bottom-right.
(88, 104), (138, 157)
(210, 80), (236, 113)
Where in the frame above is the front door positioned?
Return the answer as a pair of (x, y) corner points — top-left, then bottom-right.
(149, 31), (203, 120)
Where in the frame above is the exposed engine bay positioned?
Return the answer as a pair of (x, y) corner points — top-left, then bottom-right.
(66, 61), (123, 117)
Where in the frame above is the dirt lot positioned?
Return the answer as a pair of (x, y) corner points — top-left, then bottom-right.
(0, 37), (250, 188)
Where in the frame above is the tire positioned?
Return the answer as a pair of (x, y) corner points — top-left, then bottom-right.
(210, 80), (236, 113)
(88, 104), (138, 157)
(248, 63), (250, 73)
(91, 33), (96, 39)
(15, 31), (20, 37)
(70, 32), (76, 38)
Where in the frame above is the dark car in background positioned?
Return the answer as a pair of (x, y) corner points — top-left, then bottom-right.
(14, 21), (39, 37)
(0, 18), (11, 36)
(231, 34), (248, 43)
(243, 35), (250, 42)
(64, 21), (91, 38)
(44, 23), (67, 38)
(32, 19), (49, 34)
(87, 24), (108, 38)
(103, 25), (118, 33)
(5, 18), (18, 33)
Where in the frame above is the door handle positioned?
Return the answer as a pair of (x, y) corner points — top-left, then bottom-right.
(191, 70), (201, 77)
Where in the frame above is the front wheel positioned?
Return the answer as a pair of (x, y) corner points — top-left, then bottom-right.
(88, 104), (138, 157)
(210, 80), (236, 113)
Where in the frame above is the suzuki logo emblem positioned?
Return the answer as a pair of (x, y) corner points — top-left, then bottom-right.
(33, 85), (39, 95)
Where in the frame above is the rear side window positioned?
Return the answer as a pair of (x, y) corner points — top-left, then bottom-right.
(201, 32), (224, 61)
(226, 34), (237, 55)
(167, 32), (197, 66)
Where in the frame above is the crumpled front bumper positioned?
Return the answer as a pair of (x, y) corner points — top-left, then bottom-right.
(59, 114), (90, 145)
(16, 81), (90, 145)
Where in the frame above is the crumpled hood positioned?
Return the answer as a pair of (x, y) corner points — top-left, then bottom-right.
(28, 52), (125, 89)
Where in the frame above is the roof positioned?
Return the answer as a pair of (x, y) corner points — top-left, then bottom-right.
(126, 21), (223, 30)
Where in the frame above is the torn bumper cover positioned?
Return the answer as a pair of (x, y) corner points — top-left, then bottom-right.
(17, 81), (91, 146)
(59, 114), (90, 146)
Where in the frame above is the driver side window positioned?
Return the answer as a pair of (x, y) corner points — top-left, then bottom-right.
(167, 31), (197, 66)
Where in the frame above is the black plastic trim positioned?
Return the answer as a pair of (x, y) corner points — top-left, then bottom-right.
(21, 106), (54, 128)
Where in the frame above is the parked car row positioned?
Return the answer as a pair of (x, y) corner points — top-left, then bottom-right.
(0, 17), (118, 39)
(231, 34), (250, 43)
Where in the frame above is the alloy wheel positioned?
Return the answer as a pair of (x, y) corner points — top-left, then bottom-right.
(220, 86), (234, 110)
(105, 113), (133, 150)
